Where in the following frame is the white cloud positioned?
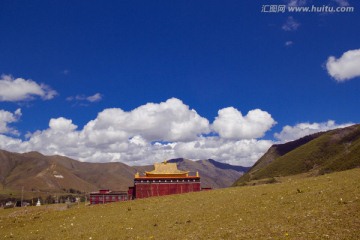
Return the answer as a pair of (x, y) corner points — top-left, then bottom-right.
(0, 75), (57, 102)
(0, 134), (23, 150)
(20, 118), (82, 157)
(326, 49), (360, 82)
(0, 108), (22, 135)
(49, 118), (78, 133)
(2, 98), (352, 167)
(282, 16), (300, 31)
(87, 93), (102, 102)
(285, 41), (294, 46)
(274, 120), (353, 142)
(333, 0), (349, 7)
(173, 137), (273, 167)
(67, 93), (103, 103)
(129, 135), (148, 146)
(212, 107), (276, 140)
(83, 98), (210, 142)
(287, 0), (307, 7)
(0, 98), (278, 166)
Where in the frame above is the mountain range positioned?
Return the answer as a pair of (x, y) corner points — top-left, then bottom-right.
(0, 150), (248, 199)
(234, 124), (360, 186)
(3, 124), (358, 199)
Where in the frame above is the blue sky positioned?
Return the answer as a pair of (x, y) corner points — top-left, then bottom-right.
(0, 0), (359, 166)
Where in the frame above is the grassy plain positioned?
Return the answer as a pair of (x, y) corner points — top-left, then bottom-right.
(1, 169), (359, 239)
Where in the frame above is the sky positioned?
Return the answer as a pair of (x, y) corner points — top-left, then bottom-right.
(0, 0), (359, 166)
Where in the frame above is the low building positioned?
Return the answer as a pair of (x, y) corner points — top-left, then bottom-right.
(90, 161), (211, 204)
(89, 189), (128, 204)
(129, 161), (203, 199)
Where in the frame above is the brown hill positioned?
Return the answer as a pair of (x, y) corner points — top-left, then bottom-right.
(1, 151), (98, 193)
(0, 150), (248, 199)
(234, 124), (360, 186)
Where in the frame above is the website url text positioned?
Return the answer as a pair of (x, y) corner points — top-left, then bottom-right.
(261, 5), (354, 13)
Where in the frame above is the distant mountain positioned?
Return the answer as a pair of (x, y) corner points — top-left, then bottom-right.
(234, 124), (360, 186)
(169, 158), (248, 188)
(0, 151), (102, 193)
(0, 150), (248, 199)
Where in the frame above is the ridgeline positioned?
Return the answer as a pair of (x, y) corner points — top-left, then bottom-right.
(234, 124), (360, 186)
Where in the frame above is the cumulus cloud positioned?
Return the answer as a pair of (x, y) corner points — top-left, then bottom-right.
(49, 118), (78, 132)
(326, 49), (360, 82)
(23, 118), (81, 156)
(0, 75), (57, 102)
(0, 109), (22, 135)
(3, 98), (352, 167)
(0, 98), (278, 166)
(173, 137), (273, 167)
(212, 107), (276, 140)
(282, 16), (300, 31)
(0, 134), (272, 167)
(0, 134), (24, 150)
(83, 98), (210, 142)
(274, 120), (353, 142)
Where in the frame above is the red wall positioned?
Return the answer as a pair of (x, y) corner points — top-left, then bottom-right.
(90, 193), (128, 204)
(135, 181), (201, 199)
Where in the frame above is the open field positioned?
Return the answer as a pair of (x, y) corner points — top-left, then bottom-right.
(1, 169), (359, 239)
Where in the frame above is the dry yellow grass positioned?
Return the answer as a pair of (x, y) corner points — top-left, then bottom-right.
(1, 168), (359, 239)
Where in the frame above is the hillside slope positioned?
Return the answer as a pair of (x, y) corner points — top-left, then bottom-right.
(2, 151), (98, 193)
(0, 150), (247, 198)
(234, 124), (360, 186)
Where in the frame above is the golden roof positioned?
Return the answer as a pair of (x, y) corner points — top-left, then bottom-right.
(145, 161), (189, 176)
